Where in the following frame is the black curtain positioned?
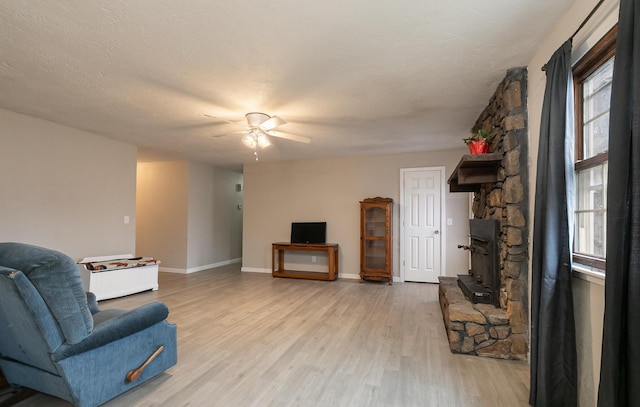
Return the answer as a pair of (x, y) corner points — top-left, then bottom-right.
(529, 39), (578, 407)
(598, 0), (640, 405)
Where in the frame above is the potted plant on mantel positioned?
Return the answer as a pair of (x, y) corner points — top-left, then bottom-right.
(463, 129), (495, 154)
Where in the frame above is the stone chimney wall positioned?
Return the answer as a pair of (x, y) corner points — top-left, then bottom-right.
(472, 67), (529, 348)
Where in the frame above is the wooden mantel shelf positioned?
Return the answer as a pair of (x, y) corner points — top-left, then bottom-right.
(447, 153), (502, 192)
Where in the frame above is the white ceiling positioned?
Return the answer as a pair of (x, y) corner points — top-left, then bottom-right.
(0, 1), (573, 170)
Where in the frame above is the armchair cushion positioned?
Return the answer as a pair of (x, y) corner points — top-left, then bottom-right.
(0, 267), (63, 372)
(85, 291), (100, 315)
(0, 243), (92, 344)
(53, 302), (170, 361)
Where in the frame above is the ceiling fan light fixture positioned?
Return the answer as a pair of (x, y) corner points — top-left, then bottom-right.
(241, 134), (254, 148)
(257, 133), (271, 148)
(241, 132), (271, 149)
(207, 112), (308, 159)
(245, 112), (270, 127)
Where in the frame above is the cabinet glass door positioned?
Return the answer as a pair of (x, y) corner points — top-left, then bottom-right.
(364, 206), (386, 238)
(364, 240), (386, 269)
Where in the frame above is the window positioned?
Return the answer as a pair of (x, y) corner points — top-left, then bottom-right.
(572, 26), (616, 270)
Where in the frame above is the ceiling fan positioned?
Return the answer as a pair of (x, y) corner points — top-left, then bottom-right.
(208, 112), (311, 160)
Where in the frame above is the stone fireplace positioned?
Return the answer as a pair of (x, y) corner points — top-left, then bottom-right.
(439, 67), (529, 361)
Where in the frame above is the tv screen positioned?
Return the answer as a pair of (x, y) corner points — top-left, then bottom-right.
(290, 222), (327, 244)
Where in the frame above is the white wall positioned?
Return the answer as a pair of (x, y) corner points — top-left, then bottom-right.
(526, 1), (619, 405)
(0, 108), (137, 260)
(241, 148), (470, 280)
(137, 160), (243, 272)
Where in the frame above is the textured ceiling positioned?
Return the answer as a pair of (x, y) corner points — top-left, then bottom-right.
(0, 1), (574, 170)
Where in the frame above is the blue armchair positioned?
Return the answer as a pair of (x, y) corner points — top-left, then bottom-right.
(0, 242), (177, 407)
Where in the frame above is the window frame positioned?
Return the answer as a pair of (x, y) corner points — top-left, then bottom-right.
(571, 25), (617, 271)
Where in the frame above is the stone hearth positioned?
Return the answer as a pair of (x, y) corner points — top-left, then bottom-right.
(439, 277), (527, 360)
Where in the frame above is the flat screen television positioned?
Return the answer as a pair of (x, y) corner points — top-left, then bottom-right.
(290, 222), (327, 244)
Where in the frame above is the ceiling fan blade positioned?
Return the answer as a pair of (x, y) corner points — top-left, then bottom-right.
(268, 131), (311, 144)
(211, 130), (248, 138)
(260, 116), (287, 131)
(171, 121), (228, 130)
(204, 114), (247, 128)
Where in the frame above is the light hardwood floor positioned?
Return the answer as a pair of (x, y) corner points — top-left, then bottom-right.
(14, 265), (530, 407)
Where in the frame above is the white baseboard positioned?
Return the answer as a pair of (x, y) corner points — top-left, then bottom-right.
(161, 258), (242, 274)
(343, 274), (400, 282)
(341, 274), (400, 282)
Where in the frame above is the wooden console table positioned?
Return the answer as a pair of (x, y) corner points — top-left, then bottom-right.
(272, 242), (339, 281)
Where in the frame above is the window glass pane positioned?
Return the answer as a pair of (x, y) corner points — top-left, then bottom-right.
(574, 162), (608, 258)
(582, 58), (614, 159)
(583, 113), (610, 157)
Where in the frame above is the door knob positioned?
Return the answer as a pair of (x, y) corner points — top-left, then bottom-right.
(434, 230), (440, 234)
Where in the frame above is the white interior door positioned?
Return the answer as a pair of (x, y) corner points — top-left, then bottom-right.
(401, 168), (443, 283)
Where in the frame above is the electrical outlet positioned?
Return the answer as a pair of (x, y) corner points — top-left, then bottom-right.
(311, 256), (317, 263)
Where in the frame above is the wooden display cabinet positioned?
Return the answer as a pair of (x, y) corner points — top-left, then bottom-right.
(359, 197), (393, 285)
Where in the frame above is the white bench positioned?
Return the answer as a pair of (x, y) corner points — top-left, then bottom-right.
(77, 254), (159, 301)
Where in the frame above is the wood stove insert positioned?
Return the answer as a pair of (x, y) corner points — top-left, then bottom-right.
(457, 219), (500, 307)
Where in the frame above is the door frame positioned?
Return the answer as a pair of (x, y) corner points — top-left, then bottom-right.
(399, 166), (447, 283)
